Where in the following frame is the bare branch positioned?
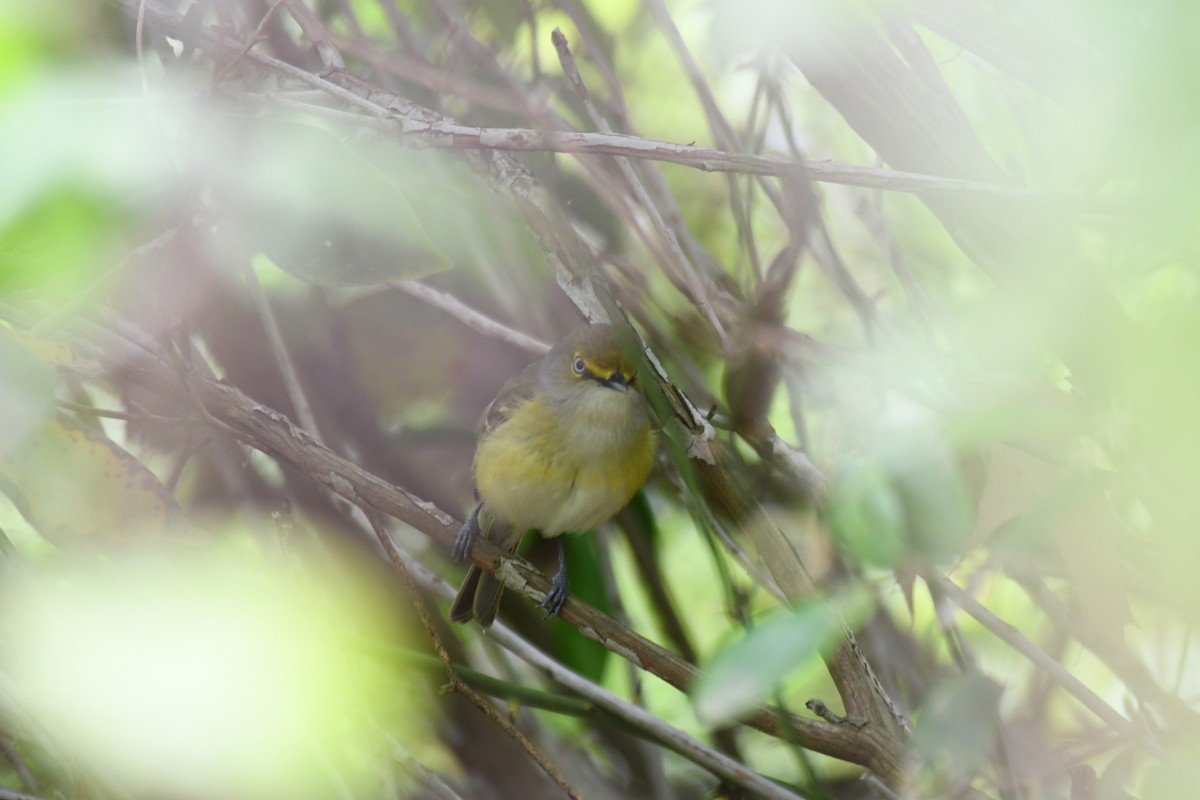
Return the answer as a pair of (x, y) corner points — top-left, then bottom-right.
(285, 0), (346, 71)
(381, 530), (814, 800)
(82, 320), (905, 779)
(931, 572), (1148, 744)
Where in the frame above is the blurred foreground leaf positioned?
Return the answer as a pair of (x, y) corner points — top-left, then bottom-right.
(828, 460), (907, 568)
(830, 402), (977, 567)
(0, 416), (195, 548)
(0, 69), (169, 299)
(911, 672), (1005, 793)
(1141, 738), (1200, 800)
(225, 120), (452, 286)
(0, 327), (57, 454)
(0, 544), (417, 800)
(692, 589), (870, 725)
(356, 135), (532, 272)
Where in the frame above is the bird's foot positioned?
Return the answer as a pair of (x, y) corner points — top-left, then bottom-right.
(452, 505), (481, 563)
(540, 567), (569, 619)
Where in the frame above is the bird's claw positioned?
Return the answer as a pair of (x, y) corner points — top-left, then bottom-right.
(540, 570), (569, 619)
(452, 506), (481, 563)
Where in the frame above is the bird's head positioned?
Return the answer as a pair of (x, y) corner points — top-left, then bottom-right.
(541, 323), (640, 399)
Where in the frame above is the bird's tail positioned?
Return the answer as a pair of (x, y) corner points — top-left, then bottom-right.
(449, 509), (519, 627)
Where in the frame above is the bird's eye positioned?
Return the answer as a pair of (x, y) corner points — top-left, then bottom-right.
(572, 355), (586, 375)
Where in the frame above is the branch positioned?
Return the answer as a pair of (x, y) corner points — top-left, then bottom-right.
(379, 530), (813, 800)
(363, 505), (582, 800)
(94, 326), (903, 780)
(930, 572), (1147, 743)
(285, 0), (346, 71)
(107, 1), (911, 781)
(114, 0), (1088, 203)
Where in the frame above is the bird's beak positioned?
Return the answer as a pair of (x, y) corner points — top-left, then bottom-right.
(601, 371), (630, 392)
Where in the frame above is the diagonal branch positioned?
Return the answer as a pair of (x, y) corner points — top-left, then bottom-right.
(93, 324), (905, 781)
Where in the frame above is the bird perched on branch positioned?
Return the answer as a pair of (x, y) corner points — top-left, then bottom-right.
(450, 323), (656, 627)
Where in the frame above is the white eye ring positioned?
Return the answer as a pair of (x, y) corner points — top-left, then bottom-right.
(572, 356), (586, 375)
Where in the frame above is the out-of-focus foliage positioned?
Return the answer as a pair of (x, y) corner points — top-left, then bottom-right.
(228, 119), (453, 286)
(0, 416), (193, 547)
(1, 0), (1199, 797)
(692, 589), (870, 725)
(1, 540), (422, 800)
(0, 329), (57, 453)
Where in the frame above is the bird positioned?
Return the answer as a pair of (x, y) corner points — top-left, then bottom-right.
(450, 323), (656, 627)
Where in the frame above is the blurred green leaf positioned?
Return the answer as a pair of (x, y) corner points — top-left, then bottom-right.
(834, 402), (977, 563)
(0, 416), (197, 548)
(0, 70), (171, 298)
(0, 7), (49, 93)
(355, 136), (528, 272)
(0, 327), (58, 454)
(226, 120), (451, 287)
(0, 542), (416, 800)
(828, 460), (907, 568)
(912, 672), (1004, 789)
(0, 72), (171, 214)
(1141, 739), (1200, 800)
(889, 444), (975, 559)
(0, 187), (129, 294)
(472, 0), (524, 47)
(692, 588), (869, 725)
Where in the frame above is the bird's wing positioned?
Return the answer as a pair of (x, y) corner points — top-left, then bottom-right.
(480, 360), (541, 439)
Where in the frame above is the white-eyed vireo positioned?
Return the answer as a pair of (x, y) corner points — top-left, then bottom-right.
(450, 323), (657, 627)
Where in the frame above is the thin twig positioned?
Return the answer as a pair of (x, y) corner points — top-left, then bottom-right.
(136, 0), (149, 97)
(285, 0), (346, 71)
(241, 260), (325, 444)
(385, 735), (466, 800)
(165, 429), (211, 494)
(213, 0), (287, 85)
(552, 27), (728, 344)
(0, 787), (45, 800)
(381, 530), (812, 800)
(337, 38), (547, 117)
(931, 572), (1147, 743)
(55, 399), (194, 425)
(387, 281), (550, 354)
(0, 736), (37, 791)
(645, 0), (771, 277)
(857, 185), (938, 331)
(126, 0), (1083, 202)
(1015, 571), (1200, 730)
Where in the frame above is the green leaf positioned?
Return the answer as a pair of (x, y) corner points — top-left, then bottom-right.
(0, 416), (197, 549)
(828, 460), (907, 568)
(1141, 740), (1200, 800)
(691, 589), (870, 726)
(0, 187), (129, 295)
(891, 439), (975, 560)
(0, 327), (58, 455)
(833, 402), (976, 563)
(912, 673), (1004, 786)
(0, 70), (171, 298)
(225, 120), (452, 287)
(354, 136), (527, 272)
